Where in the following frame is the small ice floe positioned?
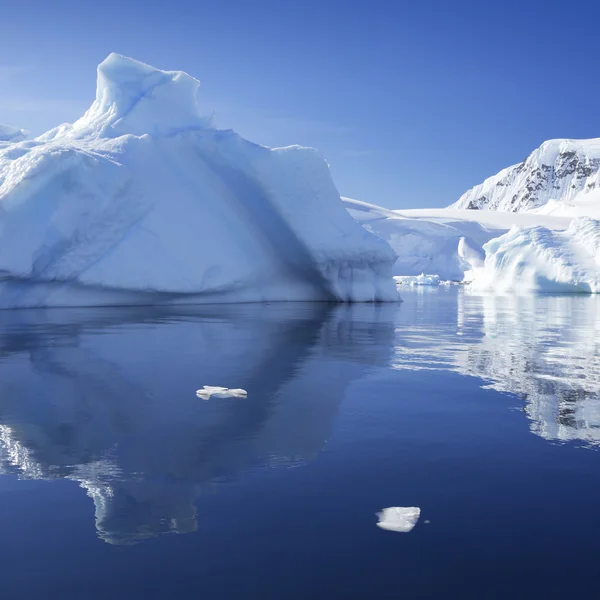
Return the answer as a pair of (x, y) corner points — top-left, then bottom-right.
(394, 273), (440, 287)
(376, 506), (421, 532)
(196, 386), (248, 400)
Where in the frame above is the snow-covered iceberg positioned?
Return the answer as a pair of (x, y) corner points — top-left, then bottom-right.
(0, 54), (398, 308)
(470, 217), (600, 293)
(0, 124), (27, 143)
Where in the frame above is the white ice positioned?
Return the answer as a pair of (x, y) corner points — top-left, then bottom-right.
(394, 273), (440, 286)
(376, 506), (421, 532)
(0, 124), (28, 143)
(470, 217), (600, 293)
(343, 198), (569, 282)
(196, 386), (248, 400)
(0, 54), (398, 308)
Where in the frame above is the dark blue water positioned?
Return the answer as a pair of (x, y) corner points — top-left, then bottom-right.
(1, 288), (600, 599)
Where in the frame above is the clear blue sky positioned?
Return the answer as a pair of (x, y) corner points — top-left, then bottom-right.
(1, 0), (598, 208)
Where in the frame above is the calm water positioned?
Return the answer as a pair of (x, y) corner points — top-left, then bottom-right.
(1, 288), (600, 599)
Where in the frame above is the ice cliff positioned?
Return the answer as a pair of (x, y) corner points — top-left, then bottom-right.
(0, 54), (398, 307)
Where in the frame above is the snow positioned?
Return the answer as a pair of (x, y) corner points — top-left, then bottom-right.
(196, 386), (247, 400)
(434, 135), (600, 291)
(0, 125), (27, 143)
(343, 198), (569, 282)
(0, 54), (398, 308)
(376, 507), (421, 532)
(469, 217), (600, 293)
(449, 138), (600, 213)
(395, 273), (440, 286)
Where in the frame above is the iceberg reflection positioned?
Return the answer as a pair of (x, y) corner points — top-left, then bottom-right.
(393, 291), (600, 446)
(0, 303), (398, 544)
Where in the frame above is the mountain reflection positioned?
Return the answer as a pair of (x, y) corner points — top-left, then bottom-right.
(0, 303), (398, 544)
(393, 290), (600, 447)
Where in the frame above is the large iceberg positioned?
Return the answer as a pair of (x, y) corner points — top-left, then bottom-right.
(470, 217), (600, 293)
(0, 54), (398, 308)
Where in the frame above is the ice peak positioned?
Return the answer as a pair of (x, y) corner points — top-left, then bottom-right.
(72, 53), (208, 138)
(0, 124), (28, 143)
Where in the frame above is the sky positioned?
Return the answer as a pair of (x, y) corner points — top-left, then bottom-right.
(1, 0), (599, 208)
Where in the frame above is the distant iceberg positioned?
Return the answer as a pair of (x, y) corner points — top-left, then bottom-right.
(470, 218), (600, 293)
(395, 273), (440, 287)
(0, 124), (28, 143)
(0, 54), (398, 308)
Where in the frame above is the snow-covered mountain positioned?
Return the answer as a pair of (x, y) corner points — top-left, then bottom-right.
(450, 138), (600, 213)
(0, 54), (398, 308)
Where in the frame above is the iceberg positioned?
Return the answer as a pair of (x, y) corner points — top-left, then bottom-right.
(0, 54), (398, 308)
(470, 217), (600, 293)
(0, 124), (27, 143)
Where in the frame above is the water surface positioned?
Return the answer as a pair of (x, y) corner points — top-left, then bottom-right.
(1, 289), (599, 598)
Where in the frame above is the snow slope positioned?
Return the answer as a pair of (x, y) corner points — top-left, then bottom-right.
(0, 124), (27, 143)
(0, 54), (398, 308)
(343, 198), (569, 281)
(441, 137), (600, 291)
(470, 218), (600, 293)
(450, 138), (600, 213)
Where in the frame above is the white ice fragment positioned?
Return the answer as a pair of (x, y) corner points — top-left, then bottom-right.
(376, 506), (421, 532)
(394, 273), (440, 287)
(196, 386), (247, 400)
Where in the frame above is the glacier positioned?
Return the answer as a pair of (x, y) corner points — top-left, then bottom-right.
(444, 136), (600, 292)
(341, 134), (600, 292)
(0, 54), (398, 308)
(343, 197), (570, 282)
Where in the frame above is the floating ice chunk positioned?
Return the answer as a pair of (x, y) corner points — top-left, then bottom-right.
(376, 506), (421, 532)
(394, 273), (440, 287)
(196, 386), (248, 400)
